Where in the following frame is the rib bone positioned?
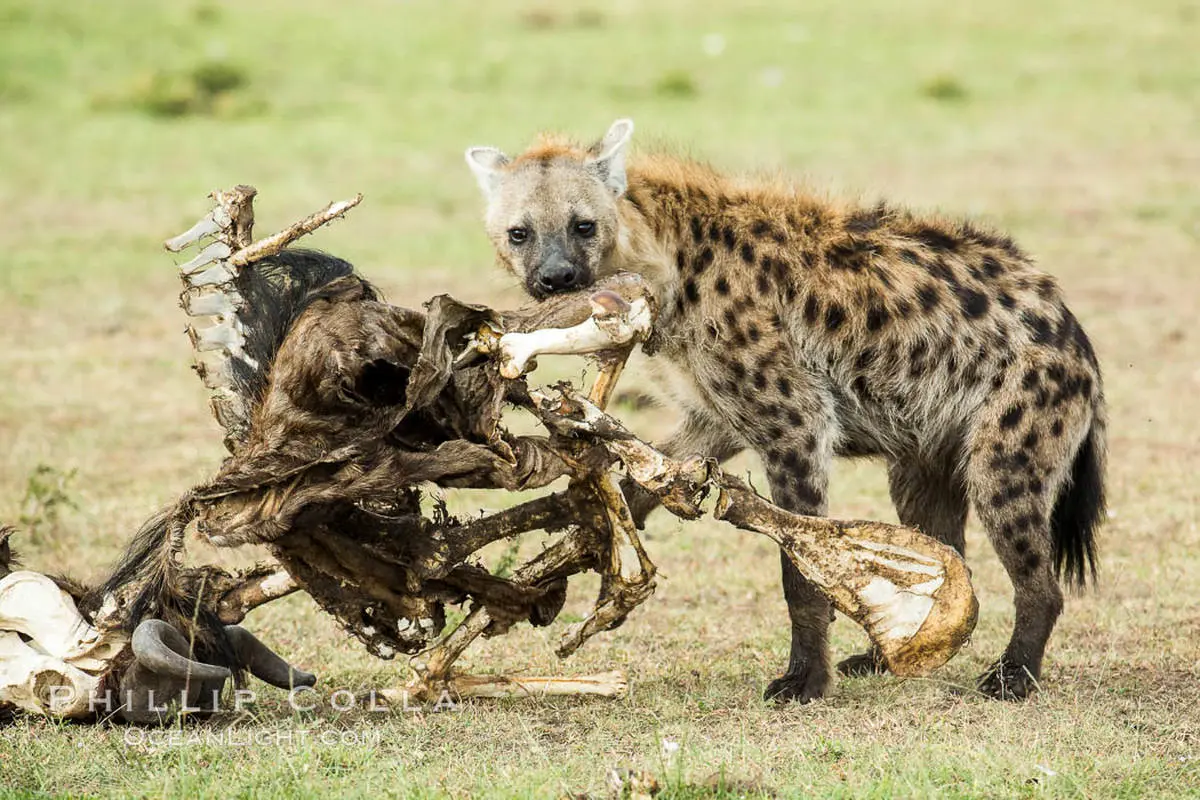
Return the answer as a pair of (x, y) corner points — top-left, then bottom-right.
(178, 242), (234, 275)
(163, 206), (232, 252)
(183, 289), (243, 318)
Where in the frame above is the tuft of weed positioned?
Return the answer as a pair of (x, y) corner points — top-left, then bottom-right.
(18, 464), (79, 545)
(190, 59), (245, 96)
(98, 58), (261, 119)
(521, 7), (606, 30)
(192, 1), (221, 24)
(655, 70), (699, 99)
(921, 74), (969, 102)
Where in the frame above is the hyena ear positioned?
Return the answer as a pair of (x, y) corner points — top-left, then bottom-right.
(588, 118), (634, 197)
(464, 146), (511, 201)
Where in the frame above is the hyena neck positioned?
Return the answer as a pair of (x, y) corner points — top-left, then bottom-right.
(605, 163), (712, 314)
(606, 190), (678, 303)
(606, 159), (819, 331)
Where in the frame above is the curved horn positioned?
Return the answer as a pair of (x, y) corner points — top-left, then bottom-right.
(130, 619), (231, 682)
(225, 626), (316, 689)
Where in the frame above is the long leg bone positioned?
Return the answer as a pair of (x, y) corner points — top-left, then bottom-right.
(400, 605), (620, 704)
(711, 478), (977, 676)
(527, 387), (978, 677)
(495, 291), (653, 380)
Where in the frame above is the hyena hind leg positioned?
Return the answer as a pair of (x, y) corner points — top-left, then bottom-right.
(969, 381), (1102, 700)
(837, 454), (970, 678)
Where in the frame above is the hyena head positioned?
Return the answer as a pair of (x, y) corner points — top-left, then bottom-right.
(465, 119), (634, 298)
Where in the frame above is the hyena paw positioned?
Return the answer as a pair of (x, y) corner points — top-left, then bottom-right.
(836, 650), (887, 678)
(763, 667), (830, 705)
(976, 659), (1040, 700)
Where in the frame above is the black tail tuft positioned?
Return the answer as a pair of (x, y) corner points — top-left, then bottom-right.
(86, 503), (240, 674)
(1050, 421), (1105, 588)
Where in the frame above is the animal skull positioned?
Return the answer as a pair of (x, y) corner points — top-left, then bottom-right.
(0, 571), (126, 717)
(0, 569), (316, 722)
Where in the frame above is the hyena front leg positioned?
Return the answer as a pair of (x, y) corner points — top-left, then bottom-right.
(760, 430), (835, 703)
(728, 394), (836, 704)
(838, 454), (970, 677)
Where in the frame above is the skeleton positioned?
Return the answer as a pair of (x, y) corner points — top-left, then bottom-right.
(0, 187), (979, 720)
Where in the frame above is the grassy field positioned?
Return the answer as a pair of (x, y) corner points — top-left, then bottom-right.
(1, 0), (1198, 796)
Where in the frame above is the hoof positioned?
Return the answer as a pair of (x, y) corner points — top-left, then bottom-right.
(977, 660), (1039, 700)
(836, 650), (887, 678)
(764, 668), (829, 705)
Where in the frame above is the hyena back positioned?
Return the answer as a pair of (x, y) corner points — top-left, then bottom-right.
(466, 120), (1105, 701)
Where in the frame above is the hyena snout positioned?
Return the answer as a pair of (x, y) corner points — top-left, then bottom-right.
(534, 259), (582, 294)
(530, 241), (590, 296)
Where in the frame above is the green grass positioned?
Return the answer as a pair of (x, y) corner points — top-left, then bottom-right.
(2, 0), (1199, 797)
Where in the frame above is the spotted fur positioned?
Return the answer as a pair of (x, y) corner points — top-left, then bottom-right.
(466, 120), (1106, 702)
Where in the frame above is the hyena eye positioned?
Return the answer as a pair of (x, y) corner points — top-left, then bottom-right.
(507, 227), (529, 245)
(573, 220), (597, 238)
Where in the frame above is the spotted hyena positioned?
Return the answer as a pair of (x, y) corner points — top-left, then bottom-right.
(464, 119), (1105, 702)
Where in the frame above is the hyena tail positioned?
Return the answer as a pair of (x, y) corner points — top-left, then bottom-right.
(1051, 413), (1106, 588)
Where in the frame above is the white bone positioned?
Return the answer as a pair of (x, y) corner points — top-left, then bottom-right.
(178, 242), (233, 275)
(163, 206), (232, 252)
(194, 356), (234, 390)
(182, 289), (243, 318)
(258, 570), (297, 599)
(188, 318), (244, 353)
(0, 632), (101, 718)
(394, 669), (628, 703)
(497, 297), (653, 379)
(185, 262), (239, 288)
(0, 572), (125, 667)
(858, 576), (941, 641)
(187, 317), (259, 368)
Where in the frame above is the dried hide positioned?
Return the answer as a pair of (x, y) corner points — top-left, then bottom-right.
(165, 252), (643, 661)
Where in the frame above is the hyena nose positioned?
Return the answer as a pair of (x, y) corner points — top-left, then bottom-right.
(536, 262), (581, 294)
